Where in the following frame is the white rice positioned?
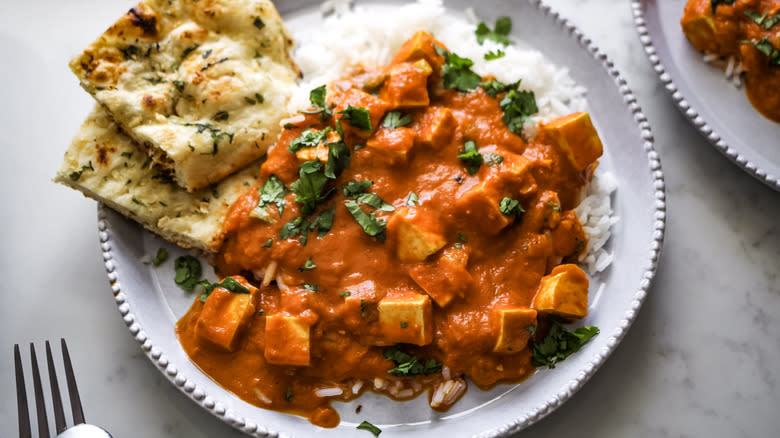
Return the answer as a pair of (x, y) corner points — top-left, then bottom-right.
(703, 53), (744, 88)
(430, 378), (467, 408)
(314, 387), (344, 397)
(287, 0), (616, 274)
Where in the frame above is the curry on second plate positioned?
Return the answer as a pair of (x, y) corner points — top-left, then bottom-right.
(176, 31), (604, 427)
(681, 0), (780, 122)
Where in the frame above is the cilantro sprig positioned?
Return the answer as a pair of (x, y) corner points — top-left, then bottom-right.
(741, 38), (780, 67)
(343, 180), (394, 212)
(531, 321), (599, 369)
(457, 141), (483, 175)
(288, 128), (332, 153)
(436, 46), (482, 93)
(500, 89), (539, 135)
(345, 200), (387, 241)
(339, 106), (373, 131)
(383, 347), (442, 377)
(250, 175), (287, 222)
(290, 160), (333, 215)
(174, 256), (202, 291)
(301, 85), (333, 119)
(382, 111), (413, 129)
(499, 196), (525, 217)
(475, 17), (513, 45)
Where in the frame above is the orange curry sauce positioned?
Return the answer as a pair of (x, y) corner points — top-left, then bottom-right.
(176, 31), (602, 427)
(682, 0), (780, 122)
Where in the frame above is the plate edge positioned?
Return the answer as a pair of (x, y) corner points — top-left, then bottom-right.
(630, 0), (780, 191)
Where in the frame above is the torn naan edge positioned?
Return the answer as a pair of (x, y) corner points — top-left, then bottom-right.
(55, 107), (262, 253)
(69, 0), (299, 191)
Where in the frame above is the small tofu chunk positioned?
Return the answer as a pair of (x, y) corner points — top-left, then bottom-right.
(380, 60), (432, 109)
(533, 264), (589, 319)
(455, 176), (512, 236)
(387, 206), (447, 262)
(682, 14), (716, 52)
(416, 106), (455, 148)
(294, 129), (340, 163)
(366, 127), (416, 164)
(391, 30), (448, 73)
(409, 246), (472, 307)
(334, 88), (390, 140)
(264, 315), (311, 367)
(540, 112), (603, 171)
(375, 291), (433, 346)
(493, 307), (538, 354)
(196, 278), (257, 352)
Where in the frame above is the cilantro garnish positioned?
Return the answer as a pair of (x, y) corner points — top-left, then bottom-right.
(68, 161), (95, 181)
(357, 421), (382, 437)
(475, 17), (512, 45)
(174, 256), (202, 291)
(262, 238), (273, 248)
(339, 106), (373, 131)
(484, 49), (506, 60)
(152, 248), (168, 266)
(745, 11), (768, 25)
(457, 232), (468, 243)
(531, 321), (599, 369)
(382, 111), (413, 129)
(250, 175), (287, 222)
(710, 0), (735, 13)
(343, 180), (394, 212)
(309, 207), (335, 237)
(406, 191), (419, 206)
(480, 78), (521, 97)
(499, 197), (525, 216)
(457, 141), (483, 175)
(345, 200), (387, 241)
(324, 140), (351, 179)
(290, 160), (333, 215)
(219, 276), (251, 294)
(303, 283), (319, 292)
(741, 38), (780, 67)
(288, 128), (332, 153)
(441, 51), (482, 92)
(383, 347), (442, 377)
(298, 258), (317, 272)
(280, 216), (311, 245)
(302, 85), (333, 119)
(500, 89), (539, 135)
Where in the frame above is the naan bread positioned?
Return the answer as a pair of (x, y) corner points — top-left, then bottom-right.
(69, 0), (298, 191)
(55, 107), (261, 253)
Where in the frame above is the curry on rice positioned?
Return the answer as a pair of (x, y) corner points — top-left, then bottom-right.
(175, 31), (604, 427)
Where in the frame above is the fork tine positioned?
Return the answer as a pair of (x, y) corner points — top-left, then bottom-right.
(60, 339), (85, 425)
(14, 344), (32, 438)
(45, 341), (67, 434)
(29, 344), (51, 438)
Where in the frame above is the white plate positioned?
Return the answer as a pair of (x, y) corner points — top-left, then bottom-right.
(633, 0), (780, 191)
(99, 1), (666, 436)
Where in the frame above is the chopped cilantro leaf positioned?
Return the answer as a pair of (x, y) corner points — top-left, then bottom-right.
(339, 106), (373, 131)
(303, 283), (319, 292)
(290, 160), (333, 215)
(484, 49), (506, 60)
(152, 248), (168, 266)
(406, 191), (419, 206)
(441, 52), (482, 92)
(741, 38), (780, 66)
(383, 347), (442, 377)
(764, 14), (780, 30)
(499, 196), (525, 216)
(475, 17), (512, 45)
(457, 140), (483, 175)
(343, 180), (394, 211)
(288, 128), (332, 153)
(531, 321), (599, 368)
(345, 200), (387, 241)
(500, 89), (539, 135)
(219, 276), (251, 294)
(357, 421), (382, 436)
(324, 140), (351, 179)
(382, 111), (413, 129)
(250, 175), (287, 222)
(480, 78), (521, 97)
(280, 216), (311, 245)
(298, 258), (317, 272)
(745, 11), (768, 25)
(309, 207), (336, 237)
(68, 161), (95, 181)
(174, 256), (202, 291)
(262, 238), (273, 248)
(343, 180), (374, 197)
(302, 85), (333, 118)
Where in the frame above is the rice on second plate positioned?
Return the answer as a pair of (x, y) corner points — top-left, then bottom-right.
(288, 0), (617, 275)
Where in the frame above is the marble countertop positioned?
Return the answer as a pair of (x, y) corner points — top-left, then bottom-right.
(0, 0), (778, 436)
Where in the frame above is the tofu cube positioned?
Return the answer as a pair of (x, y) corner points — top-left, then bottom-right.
(455, 177), (513, 236)
(493, 307), (538, 354)
(409, 246), (472, 307)
(264, 315), (311, 367)
(366, 127), (416, 164)
(294, 129), (340, 163)
(196, 279), (257, 352)
(380, 60), (432, 109)
(375, 291), (433, 346)
(681, 5), (716, 52)
(533, 264), (589, 319)
(334, 88), (389, 140)
(387, 206), (447, 262)
(540, 112), (603, 171)
(416, 106), (455, 148)
(391, 30), (448, 73)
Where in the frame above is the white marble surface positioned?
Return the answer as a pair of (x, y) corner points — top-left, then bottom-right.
(0, 0), (778, 436)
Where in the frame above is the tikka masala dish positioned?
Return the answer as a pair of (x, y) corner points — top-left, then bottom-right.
(176, 31), (603, 427)
(682, 0), (780, 122)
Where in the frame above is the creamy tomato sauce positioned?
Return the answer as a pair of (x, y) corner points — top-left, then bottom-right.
(177, 31), (601, 427)
(682, 0), (780, 122)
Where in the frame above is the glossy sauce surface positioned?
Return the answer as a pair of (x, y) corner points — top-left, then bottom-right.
(177, 32), (594, 427)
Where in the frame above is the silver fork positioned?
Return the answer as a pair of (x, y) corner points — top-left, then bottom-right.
(14, 339), (112, 438)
